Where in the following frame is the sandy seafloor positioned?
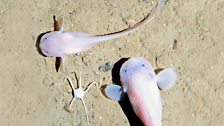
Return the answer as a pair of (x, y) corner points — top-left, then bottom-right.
(0, 0), (224, 126)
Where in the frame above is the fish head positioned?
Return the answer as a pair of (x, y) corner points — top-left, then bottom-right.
(39, 31), (64, 57)
(120, 57), (156, 92)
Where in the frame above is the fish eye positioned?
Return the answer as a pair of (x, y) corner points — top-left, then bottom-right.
(141, 64), (145, 67)
(44, 37), (48, 40)
(124, 69), (127, 73)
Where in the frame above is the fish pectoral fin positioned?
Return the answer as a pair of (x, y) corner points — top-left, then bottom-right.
(156, 68), (177, 90)
(55, 57), (65, 72)
(102, 84), (125, 101)
(53, 15), (64, 32)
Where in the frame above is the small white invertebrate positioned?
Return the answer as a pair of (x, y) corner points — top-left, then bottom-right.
(56, 73), (99, 126)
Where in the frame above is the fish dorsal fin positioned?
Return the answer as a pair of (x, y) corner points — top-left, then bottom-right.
(156, 68), (177, 90)
(53, 16), (64, 31)
(103, 84), (125, 101)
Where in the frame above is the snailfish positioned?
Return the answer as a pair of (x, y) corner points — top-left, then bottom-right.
(104, 57), (177, 126)
(39, 0), (167, 66)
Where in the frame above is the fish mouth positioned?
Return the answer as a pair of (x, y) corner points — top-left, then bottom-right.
(38, 42), (48, 57)
(36, 31), (51, 57)
(40, 50), (48, 57)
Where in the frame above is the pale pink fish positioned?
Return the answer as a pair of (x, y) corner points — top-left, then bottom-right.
(104, 57), (176, 126)
(39, 0), (167, 68)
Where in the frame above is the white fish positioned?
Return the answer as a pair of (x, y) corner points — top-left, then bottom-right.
(104, 57), (176, 126)
(39, 0), (167, 68)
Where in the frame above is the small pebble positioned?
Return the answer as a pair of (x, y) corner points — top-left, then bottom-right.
(173, 39), (177, 50)
(64, 106), (74, 113)
(99, 62), (112, 72)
